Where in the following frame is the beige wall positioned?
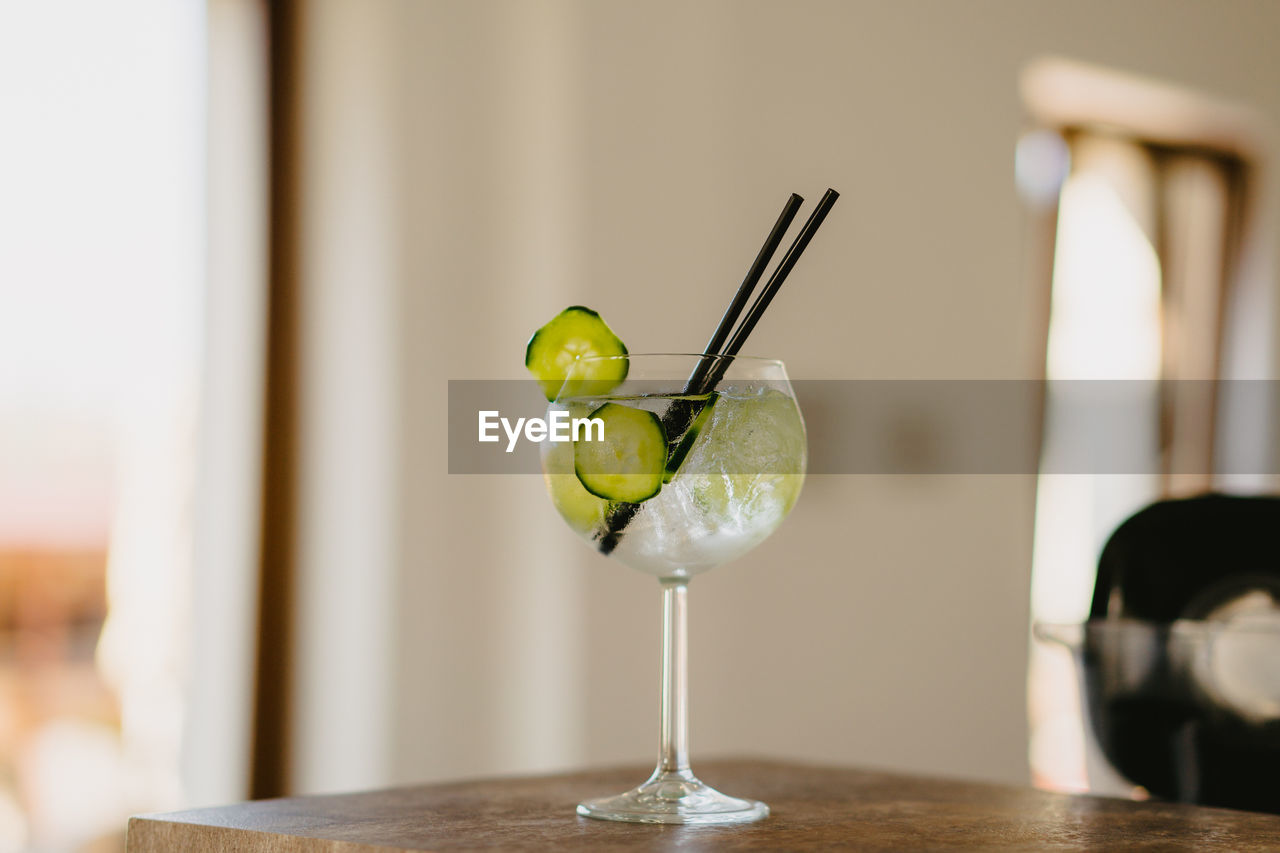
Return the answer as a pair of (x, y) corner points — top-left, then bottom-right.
(290, 0), (1280, 793)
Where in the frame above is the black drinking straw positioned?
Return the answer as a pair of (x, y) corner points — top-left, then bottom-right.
(653, 193), (805, 476)
(702, 187), (840, 389)
(597, 188), (839, 555)
(684, 193), (804, 394)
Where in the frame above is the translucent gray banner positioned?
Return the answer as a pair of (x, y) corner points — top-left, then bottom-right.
(446, 380), (1279, 475)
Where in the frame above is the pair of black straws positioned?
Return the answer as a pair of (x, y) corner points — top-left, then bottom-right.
(598, 188), (839, 555)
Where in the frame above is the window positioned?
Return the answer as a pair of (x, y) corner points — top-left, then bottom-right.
(0, 1), (206, 847)
(1018, 59), (1270, 794)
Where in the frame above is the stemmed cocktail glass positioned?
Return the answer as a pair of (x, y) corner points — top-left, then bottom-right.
(542, 353), (806, 824)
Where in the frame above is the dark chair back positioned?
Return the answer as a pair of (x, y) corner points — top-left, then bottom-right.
(1085, 493), (1280, 812)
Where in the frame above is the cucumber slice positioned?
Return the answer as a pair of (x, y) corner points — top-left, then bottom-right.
(525, 306), (628, 401)
(574, 402), (666, 503)
(542, 403), (608, 534)
(662, 393), (717, 483)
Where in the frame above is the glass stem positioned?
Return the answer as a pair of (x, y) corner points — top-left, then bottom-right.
(658, 579), (690, 776)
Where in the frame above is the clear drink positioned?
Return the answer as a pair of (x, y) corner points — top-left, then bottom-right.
(543, 386), (805, 578)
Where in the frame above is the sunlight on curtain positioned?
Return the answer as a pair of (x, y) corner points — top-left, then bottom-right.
(0, 1), (204, 847)
(1027, 139), (1164, 795)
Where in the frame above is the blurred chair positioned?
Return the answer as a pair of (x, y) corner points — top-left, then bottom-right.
(1083, 493), (1280, 813)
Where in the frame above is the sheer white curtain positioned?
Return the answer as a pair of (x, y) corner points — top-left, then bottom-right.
(0, 0), (211, 844)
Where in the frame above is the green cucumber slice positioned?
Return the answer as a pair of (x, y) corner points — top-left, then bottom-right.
(542, 405), (608, 534)
(662, 393), (717, 483)
(574, 402), (666, 503)
(525, 306), (628, 401)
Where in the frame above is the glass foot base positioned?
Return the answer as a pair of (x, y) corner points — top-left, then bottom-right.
(576, 769), (769, 825)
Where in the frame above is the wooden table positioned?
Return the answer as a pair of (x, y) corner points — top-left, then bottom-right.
(127, 758), (1280, 851)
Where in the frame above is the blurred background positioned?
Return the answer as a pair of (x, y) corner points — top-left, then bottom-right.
(2, 0), (1280, 849)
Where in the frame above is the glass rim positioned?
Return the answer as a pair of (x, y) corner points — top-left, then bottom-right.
(570, 353), (786, 368)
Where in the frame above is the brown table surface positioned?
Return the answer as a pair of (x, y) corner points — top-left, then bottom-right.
(127, 758), (1280, 851)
